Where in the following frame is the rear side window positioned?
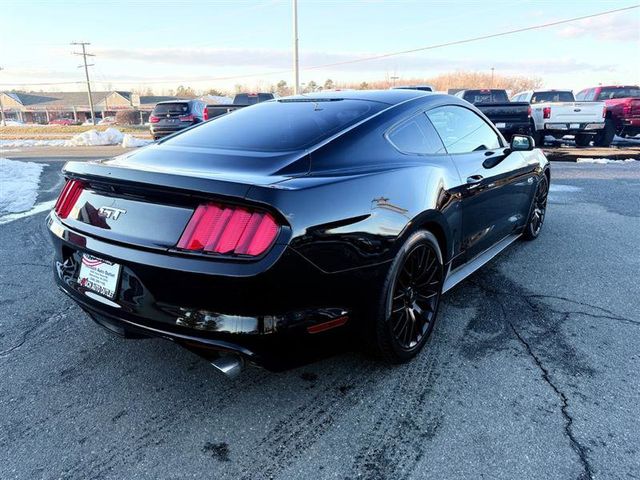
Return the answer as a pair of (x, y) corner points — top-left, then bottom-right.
(152, 103), (189, 115)
(163, 99), (386, 152)
(427, 105), (501, 154)
(387, 114), (445, 155)
(531, 91), (574, 103)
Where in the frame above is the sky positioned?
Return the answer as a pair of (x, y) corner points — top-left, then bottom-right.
(1, 0), (639, 94)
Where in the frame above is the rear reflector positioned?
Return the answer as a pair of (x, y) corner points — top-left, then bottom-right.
(177, 203), (279, 257)
(54, 179), (84, 219)
(307, 316), (349, 334)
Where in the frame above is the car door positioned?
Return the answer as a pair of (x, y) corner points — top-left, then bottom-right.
(426, 105), (537, 260)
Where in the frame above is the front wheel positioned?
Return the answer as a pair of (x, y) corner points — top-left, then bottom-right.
(575, 134), (591, 147)
(532, 129), (545, 148)
(523, 175), (549, 240)
(594, 120), (615, 147)
(373, 231), (444, 363)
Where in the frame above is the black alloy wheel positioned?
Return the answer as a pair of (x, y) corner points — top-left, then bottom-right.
(374, 231), (443, 363)
(523, 175), (548, 240)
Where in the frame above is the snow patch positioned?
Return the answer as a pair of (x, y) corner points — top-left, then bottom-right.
(549, 184), (582, 193)
(0, 157), (47, 215)
(576, 158), (638, 164)
(66, 127), (124, 146)
(0, 128), (151, 149)
(0, 199), (56, 225)
(121, 134), (152, 148)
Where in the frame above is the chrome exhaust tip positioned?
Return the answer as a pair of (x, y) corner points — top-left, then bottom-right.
(211, 355), (244, 379)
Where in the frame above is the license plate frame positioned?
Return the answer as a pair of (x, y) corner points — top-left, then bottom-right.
(78, 254), (122, 299)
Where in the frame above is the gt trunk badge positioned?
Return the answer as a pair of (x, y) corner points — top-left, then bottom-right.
(98, 206), (127, 220)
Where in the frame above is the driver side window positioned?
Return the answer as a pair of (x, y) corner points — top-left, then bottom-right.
(426, 105), (502, 154)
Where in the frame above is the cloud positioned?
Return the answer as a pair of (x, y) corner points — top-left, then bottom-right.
(556, 12), (640, 41)
(93, 47), (617, 77)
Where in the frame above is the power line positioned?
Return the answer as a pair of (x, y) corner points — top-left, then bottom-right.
(2, 4), (638, 88)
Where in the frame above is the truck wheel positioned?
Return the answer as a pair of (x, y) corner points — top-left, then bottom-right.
(532, 130), (545, 147)
(574, 134), (591, 147)
(594, 120), (615, 147)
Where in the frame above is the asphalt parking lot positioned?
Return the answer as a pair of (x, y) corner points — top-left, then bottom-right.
(1, 147), (639, 480)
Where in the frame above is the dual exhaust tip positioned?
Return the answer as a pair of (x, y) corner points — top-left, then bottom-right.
(210, 354), (244, 379)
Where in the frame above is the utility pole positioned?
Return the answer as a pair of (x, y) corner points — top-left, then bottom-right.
(490, 67), (495, 88)
(390, 76), (400, 87)
(0, 67), (6, 126)
(292, 0), (299, 95)
(71, 42), (96, 125)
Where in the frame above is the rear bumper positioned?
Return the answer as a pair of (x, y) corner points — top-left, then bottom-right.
(543, 122), (604, 134)
(149, 123), (193, 137)
(47, 213), (385, 370)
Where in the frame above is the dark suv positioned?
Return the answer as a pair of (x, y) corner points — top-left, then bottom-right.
(149, 100), (208, 140)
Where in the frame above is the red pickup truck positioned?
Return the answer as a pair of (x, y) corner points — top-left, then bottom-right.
(576, 85), (640, 138)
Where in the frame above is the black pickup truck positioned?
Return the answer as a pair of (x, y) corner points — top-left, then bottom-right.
(206, 92), (275, 119)
(454, 89), (531, 140)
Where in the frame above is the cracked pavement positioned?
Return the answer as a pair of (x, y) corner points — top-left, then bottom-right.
(1, 150), (639, 479)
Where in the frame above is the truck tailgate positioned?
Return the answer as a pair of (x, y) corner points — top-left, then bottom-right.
(549, 102), (604, 123)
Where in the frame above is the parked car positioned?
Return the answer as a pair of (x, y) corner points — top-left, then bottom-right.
(576, 85), (640, 138)
(149, 99), (208, 140)
(206, 92), (275, 119)
(392, 85), (434, 92)
(454, 89), (531, 140)
(511, 90), (610, 147)
(98, 116), (117, 125)
(48, 90), (549, 375)
(50, 118), (79, 126)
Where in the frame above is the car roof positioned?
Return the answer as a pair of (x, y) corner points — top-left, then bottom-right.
(281, 89), (431, 105)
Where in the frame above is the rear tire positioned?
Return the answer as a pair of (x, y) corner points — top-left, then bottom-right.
(523, 175), (549, 241)
(532, 129), (545, 148)
(574, 134), (591, 147)
(594, 120), (615, 147)
(372, 231), (444, 363)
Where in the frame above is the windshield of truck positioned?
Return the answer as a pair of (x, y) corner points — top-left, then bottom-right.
(530, 91), (575, 103)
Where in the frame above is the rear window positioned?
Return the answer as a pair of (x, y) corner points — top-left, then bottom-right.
(463, 90), (509, 104)
(597, 87), (640, 100)
(531, 91), (574, 103)
(152, 103), (189, 115)
(163, 99), (386, 151)
(234, 93), (275, 105)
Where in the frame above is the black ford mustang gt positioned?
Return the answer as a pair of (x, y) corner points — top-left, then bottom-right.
(48, 90), (549, 376)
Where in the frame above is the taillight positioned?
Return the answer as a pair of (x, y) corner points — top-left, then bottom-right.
(149, 115), (160, 123)
(203, 108), (209, 121)
(179, 114), (195, 122)
(543, 107), (551, 119)
(622, 103), (631, 115)
(602, 106), (607, 118)
(54, 179), (84, 219)
(527, 106), (532, 117)
(177, 203), (280, 257)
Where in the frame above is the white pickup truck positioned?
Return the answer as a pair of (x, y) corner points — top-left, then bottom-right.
(511, 90), (612, 147)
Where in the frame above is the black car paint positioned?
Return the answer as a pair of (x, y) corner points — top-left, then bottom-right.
(48, 90), (549, 370)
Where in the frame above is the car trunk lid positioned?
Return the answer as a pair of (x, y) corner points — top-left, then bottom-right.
(549, 102), (605, 123)
(56, 147), (308, 250)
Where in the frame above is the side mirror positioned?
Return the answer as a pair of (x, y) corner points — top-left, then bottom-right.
(510, 134), (535, 151)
